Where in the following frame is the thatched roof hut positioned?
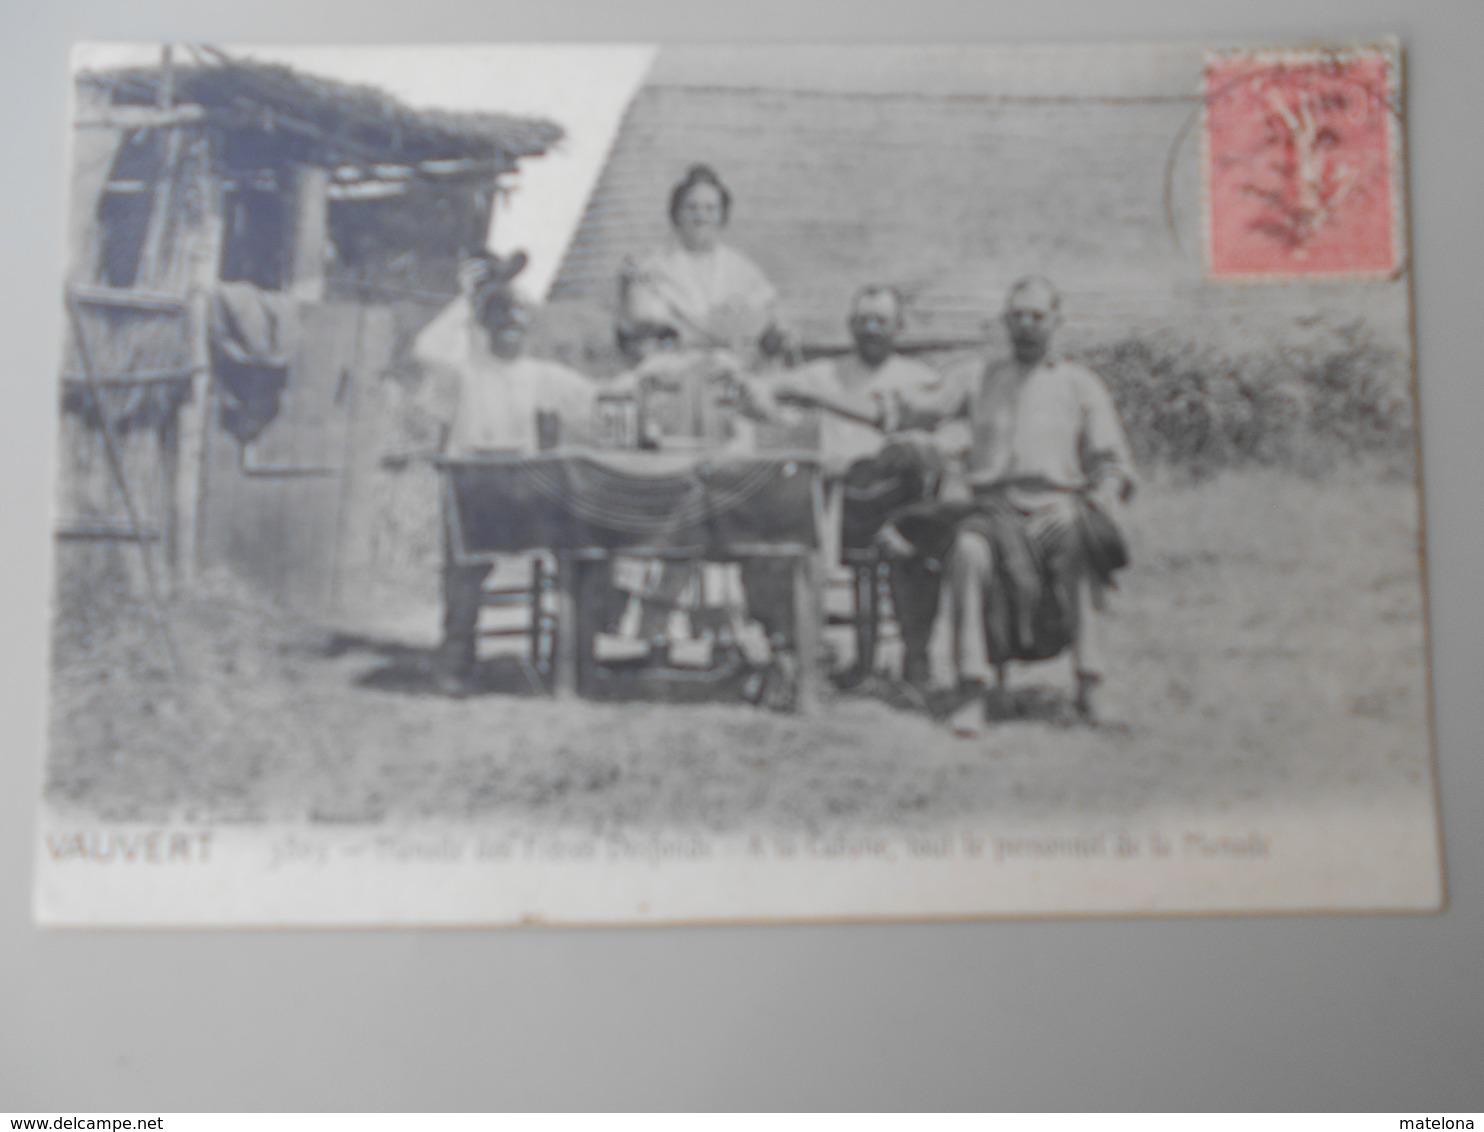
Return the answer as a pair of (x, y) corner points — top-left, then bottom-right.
(60, 50), (564, 602)
(78, 52), (561, 171)
(75, 52), (562, 302)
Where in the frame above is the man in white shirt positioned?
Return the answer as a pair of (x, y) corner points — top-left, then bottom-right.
(769, 286), (958, 471)
(410, 254), (597, 691)
(891, 276), (1136, 730)
(761, 285), (965, 688)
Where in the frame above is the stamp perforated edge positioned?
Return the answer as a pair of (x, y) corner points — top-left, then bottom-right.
(1199, 40), (1407, 284)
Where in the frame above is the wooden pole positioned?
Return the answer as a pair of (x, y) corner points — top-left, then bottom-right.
(792, 550), (821, 715)
(575, 556), (604, 698)
(176, 132), (225, 590)
(287, 164), (330, 302)
(855, 561), (879, 678)
(553, 550), (580, 699)
(158, 44), (175, 110)
(327, 287), (369, 613)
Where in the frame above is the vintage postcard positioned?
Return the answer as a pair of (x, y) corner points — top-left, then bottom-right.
(37, 41), (1441, 926)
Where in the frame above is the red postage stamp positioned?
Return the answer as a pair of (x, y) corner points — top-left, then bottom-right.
(1204, 47), (1401, 278)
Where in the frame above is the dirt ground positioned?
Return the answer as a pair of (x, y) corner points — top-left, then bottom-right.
(45, 468), (1435, 836)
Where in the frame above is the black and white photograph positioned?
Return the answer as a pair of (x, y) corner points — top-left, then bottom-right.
(36, 40), (1441, 926)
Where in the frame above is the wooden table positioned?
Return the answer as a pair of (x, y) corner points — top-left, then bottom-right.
(438, 450), (826, 712)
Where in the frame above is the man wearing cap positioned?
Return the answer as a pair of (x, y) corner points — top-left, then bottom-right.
(407, 252), (597, 693)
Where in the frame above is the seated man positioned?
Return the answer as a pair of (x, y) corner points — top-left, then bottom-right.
(886, 275), (1136, 731)
(409, 251), (597, 693)
(756, 284), (966, 688)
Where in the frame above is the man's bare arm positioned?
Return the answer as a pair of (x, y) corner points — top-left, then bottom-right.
(1078, 370), (1138, 503)
(773, 384), (886, 430)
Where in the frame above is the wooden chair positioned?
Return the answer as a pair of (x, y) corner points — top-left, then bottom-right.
(828, 549), (900, 682)
(477, 553), (557, 691)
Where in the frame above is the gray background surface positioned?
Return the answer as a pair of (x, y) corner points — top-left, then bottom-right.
(2, 0), (1480, 1112)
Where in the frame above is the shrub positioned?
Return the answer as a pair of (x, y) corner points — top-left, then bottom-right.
(1081, 320), (1414, 479)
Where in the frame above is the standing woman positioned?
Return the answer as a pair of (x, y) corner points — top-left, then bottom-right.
(610, 164), (793, 655)
(617, 163), (790, 364)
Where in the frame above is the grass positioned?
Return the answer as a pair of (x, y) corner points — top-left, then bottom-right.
(46, 467), (1434, 837)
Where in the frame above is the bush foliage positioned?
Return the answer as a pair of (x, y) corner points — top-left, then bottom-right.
(1081, 320), (1415, 479)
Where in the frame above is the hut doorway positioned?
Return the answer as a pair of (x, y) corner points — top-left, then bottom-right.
(198, 298), (395, 619)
